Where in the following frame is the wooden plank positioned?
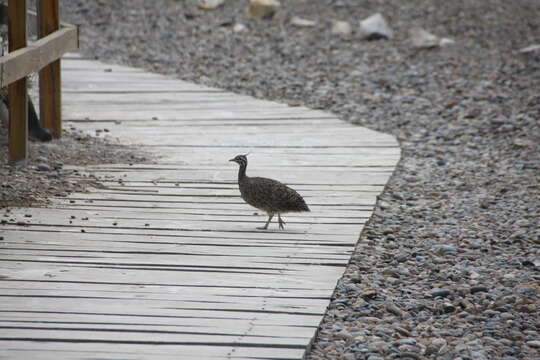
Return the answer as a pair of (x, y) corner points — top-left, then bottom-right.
(38, 0), (62, 137)
(0, 27), (78, 88)
(61, 106), (336, 121)
(0, 249), (348, 274)
(0, 228), (355, 249)
(0, 262), (344, 293)
(61, 91), (267, 103)
(7, 0), (28, 165)
(0, 341), (306, 360)
(0, 313), (321, 333)
(75, 180), (385, 191)
(68, 167), (394, 185)
(62, 101), (309, 112)
(71, 117), (343, 125)
(38, 58), (62, 137)
(59, 92), (314, 109)
(0, 280), (335, 303)
(62, 82), (226, 93)
(2, 207), (370, 227)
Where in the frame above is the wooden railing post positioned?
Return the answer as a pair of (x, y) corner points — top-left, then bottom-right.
(37, 0), (61, 138)
(7, 0), (28, 165)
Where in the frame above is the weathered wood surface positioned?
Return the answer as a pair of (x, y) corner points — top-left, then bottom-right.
(38, 0), (62, 137)
(7, 0), (28, 165)
(0, 25), (78, 88)
(0, 53), (400, 359)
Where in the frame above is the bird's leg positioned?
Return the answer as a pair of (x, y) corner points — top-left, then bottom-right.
(258, 214), (273, 230)
(278, 214), (286, 230)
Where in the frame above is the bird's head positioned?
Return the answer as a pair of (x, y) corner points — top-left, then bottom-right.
(229, 154), (248, 166)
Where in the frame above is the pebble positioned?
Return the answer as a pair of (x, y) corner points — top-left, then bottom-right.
(426, 338), (447, 355)
(409, 27), (440, 49)
(367, 341), (388, 352)
(248, 0), (280, 20)
(335, 329), (353, 340)
(331, 20), (352, 35)
(359, 13), (393, 40)
(519, 44), (540, 53)
(233, 23), (247, 33)
(197, 0), (225, 11)
(443, 302), (456, 313)
(290, 16), (317, 27)
(394, 252), (409, 262)
(394, 327), (411, 337)
(430, 288), (451, 298)
(36, 164), (52, 172)
(396, 338), (417, 346)
(470, 285), (488, 294)
(432, 244), (457, 255)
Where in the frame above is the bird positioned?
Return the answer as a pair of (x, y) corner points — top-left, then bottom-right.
(229, 154), (310, 230)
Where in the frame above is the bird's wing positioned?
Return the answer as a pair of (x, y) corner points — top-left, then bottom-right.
(248, 177), (309, 212)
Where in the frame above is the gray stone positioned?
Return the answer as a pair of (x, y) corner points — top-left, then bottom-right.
(397, 338), (417, 345)
(432, 244), (457, 255)
(359, 13), (393, 40)
(394, 252), (409, 262)
(439, 37), (456, 46)
(367, 341), (389, 352)
(410, 27), (440, 49)
(425, 337), (447, 355)
(248, 0), (280, 20)
(332, 20), (352, 35)
(430, 288), (451, 298)
(197, 0), (225, 11)
(36, 164), (52, 172)
(443, 302), (456, 313)
(290, 16), (317, 27)
(470, 285), (488, 294)
(233, 23), (247, 33)
(519, 44), (540, 53)
(335, 329), (353, 340)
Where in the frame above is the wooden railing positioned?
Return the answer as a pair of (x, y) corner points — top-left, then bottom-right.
(1, 0), (78, 165)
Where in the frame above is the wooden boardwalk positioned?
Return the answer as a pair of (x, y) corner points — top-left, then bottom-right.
(0, 54), (400, 359)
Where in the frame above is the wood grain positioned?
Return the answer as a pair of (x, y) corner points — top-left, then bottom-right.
(7, 0), (28, 165)
(0, 27), (78, 88)
(38, 0), (61, 137)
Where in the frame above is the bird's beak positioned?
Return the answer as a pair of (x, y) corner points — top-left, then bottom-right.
(229, 158), (235, 162)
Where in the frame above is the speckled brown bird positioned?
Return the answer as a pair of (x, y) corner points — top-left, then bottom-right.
(229, 154), (310, 230)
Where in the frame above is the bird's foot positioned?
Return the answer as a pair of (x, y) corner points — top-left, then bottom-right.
(278, 218), (286, 230)
(257, 226), (269, 230)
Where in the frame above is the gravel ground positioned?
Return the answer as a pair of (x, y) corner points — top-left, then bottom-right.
(41, 0), (540, 358)
(0, 124), (148, 207)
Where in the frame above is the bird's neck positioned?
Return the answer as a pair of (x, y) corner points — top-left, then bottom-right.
(238, 162), (247, 183)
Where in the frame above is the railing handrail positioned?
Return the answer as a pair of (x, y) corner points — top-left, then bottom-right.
(1, 0), (79, 165)
(0, 26), (78, 87)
